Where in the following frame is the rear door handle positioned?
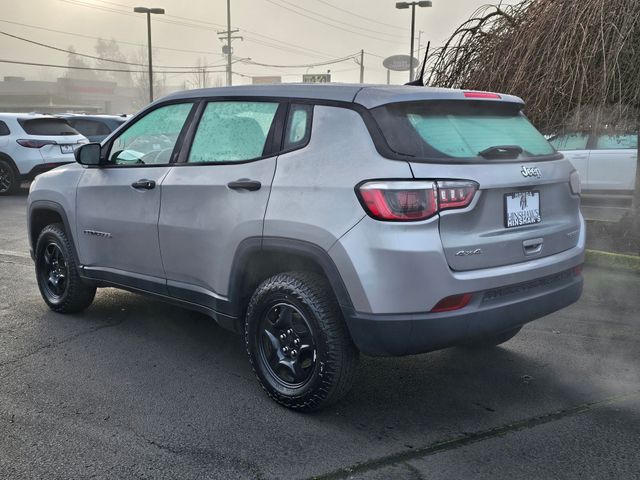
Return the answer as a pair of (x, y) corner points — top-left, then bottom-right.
(131, 179), (156, 190)
(227, 179), (262, 191)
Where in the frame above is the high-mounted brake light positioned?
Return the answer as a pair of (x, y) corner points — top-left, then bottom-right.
(463, 91), (502, 99)
(357, 180), (478, 222)
(16, 139), (56, 148)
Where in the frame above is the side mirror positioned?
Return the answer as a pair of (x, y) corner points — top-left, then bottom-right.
(75, 143), (102, 166)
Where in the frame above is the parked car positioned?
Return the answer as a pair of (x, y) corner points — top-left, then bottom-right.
(27, 84), (585, 410)
(0, 113), (87, 195)
(59, 114), (128, 143)
(549, 132), (638, 221)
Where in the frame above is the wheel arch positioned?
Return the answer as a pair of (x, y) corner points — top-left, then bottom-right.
(29, 200), (80, 265)
(228, 237), (354, 319)
(0, 152), (18, 174)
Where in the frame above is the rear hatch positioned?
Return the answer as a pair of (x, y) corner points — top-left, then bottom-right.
(18, 117), (87, 162)
(371, 98), (581, 271)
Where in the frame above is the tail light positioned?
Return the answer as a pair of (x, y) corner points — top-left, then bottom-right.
(17, 139), (56, 148)
(357, 180), (478, 221)
(569, 170), (581, 195)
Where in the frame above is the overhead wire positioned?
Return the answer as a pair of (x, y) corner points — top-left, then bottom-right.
(261, 0), (401, 42)
(315, 0), (407, 31)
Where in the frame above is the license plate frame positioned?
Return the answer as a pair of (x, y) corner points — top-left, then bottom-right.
(504, 190), (541, 228)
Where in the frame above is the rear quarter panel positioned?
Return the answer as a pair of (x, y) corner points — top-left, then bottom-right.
(264, 105), (413, 249)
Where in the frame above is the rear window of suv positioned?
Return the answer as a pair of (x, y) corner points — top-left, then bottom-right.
(371, 101), (555, 161)
(18, 118), (80, 136)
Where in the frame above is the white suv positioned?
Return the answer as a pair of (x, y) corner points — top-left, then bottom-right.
(550, 132), (638, 221)
(0, 113), (87, 195)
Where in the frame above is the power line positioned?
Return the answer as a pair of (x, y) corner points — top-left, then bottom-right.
(0, 19), (218, 56)
(0, 30), (219, 69)
(241, 54), (359, 69)
(0, 58), (240, 75)
(315, 0), (406, 32)
(262, 0), (401, 42)
(56, 0), (343, 60)
(89, 0), (344, 59)
(264, 0), (404, 39)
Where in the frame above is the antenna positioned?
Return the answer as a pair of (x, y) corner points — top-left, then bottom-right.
(405, 40), (430, 87)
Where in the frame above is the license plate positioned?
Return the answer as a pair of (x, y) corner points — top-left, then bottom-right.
(60, 144), (75, 154)
(504, 191), (541, 228)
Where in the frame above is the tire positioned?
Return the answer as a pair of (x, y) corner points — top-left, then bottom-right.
(35, 223), (96, 313)
(465, 326), (522, 348)
(245, 271), (359, 412)
(0, 159), (18, 195)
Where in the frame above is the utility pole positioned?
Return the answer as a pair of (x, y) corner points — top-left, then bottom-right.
(217, 0), (243, 86)
(359, 49), (364, 83)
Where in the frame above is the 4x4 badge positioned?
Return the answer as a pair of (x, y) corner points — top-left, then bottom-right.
(521, 166), (542, 179)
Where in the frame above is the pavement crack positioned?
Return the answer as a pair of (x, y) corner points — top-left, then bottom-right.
(0, 319), (126, 372)
(308, 390), (640, 480)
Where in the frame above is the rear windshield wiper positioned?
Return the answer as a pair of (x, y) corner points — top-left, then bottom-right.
(478, 145), (523, 159)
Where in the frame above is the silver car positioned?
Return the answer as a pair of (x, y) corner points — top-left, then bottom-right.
(27, 84), (585, 411)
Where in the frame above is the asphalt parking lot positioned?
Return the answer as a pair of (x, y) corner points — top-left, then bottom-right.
(1, 191), (639, 480)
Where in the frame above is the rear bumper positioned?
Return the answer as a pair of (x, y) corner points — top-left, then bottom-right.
(20, 162), (74, 180)
(344, 268), (583, 356)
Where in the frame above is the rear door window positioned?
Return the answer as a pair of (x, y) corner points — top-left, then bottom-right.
(18, 118), (79, 136)
(371, 101), (555, 161)
(187, 101), (279, 163)
(0, 121), (9, 136)
(549, 133), (589, 150)
(595, 134), (637, 150)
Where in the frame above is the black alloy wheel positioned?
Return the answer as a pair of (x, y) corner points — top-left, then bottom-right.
(38, 242), (68, 301)
(245, 272), (359, 411)
(35, 223), (96, 313)
(258, 302), (317, 388)
(0, 160), (17, 195)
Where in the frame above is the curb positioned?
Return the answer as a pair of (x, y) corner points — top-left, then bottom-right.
(585, 249), (640, 273)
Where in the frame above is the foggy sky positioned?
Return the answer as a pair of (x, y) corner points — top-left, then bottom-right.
(0, 0), (520, 87)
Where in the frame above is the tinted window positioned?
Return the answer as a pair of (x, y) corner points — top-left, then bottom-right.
(68, 119), (112, 137)
(372, 101), (555, 160)
(595, 134), (638, 150)
(0, 121), (9, 136)
(284, 104), (313, 150)
(109, 103), (194, 165)
(188, 101), (279, 163)
(18, 118), (79, 136)
(549, 133), (589, 151)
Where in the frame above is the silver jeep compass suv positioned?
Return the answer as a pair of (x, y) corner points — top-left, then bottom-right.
(27, 84), (585, 411)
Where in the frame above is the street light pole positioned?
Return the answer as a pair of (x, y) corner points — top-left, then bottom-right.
(134, 7), (165, 103)
(396, 1), (432, 82)
(226, 0), (232, 87)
